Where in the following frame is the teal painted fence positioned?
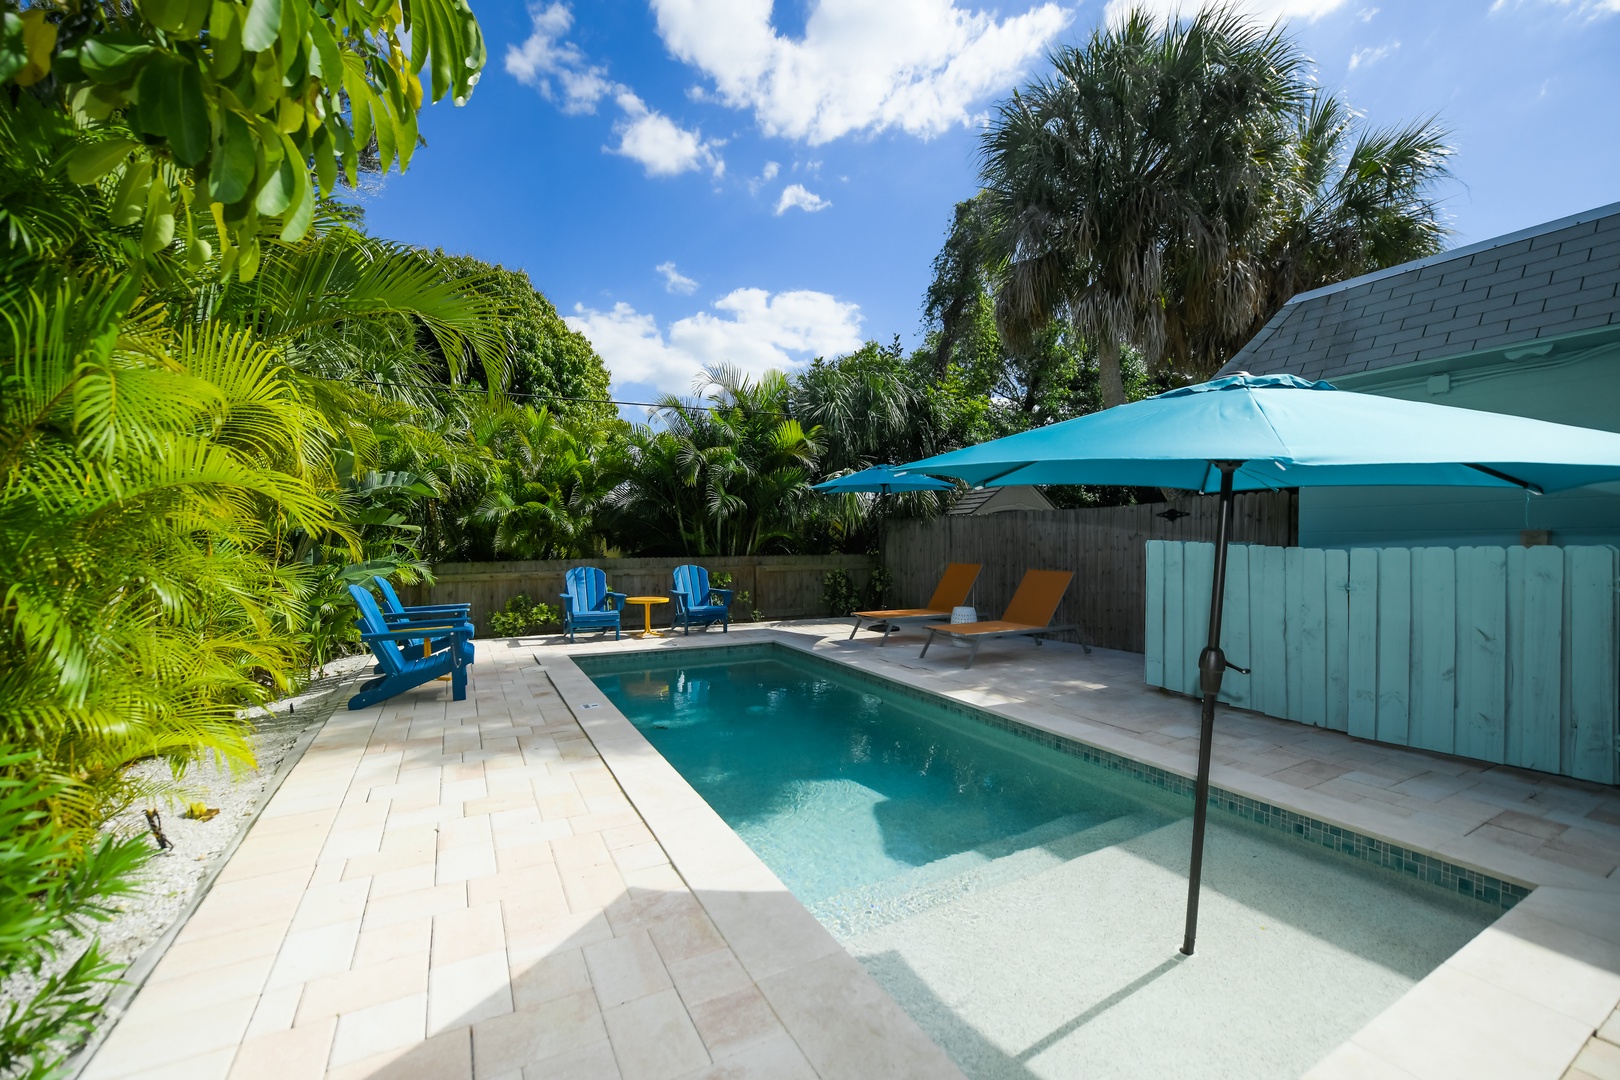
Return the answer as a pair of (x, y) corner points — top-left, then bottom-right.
(1144, 541), (1619, 784)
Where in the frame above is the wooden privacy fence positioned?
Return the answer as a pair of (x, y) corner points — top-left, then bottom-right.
(1145, 541), (1619, 785)
(884, 492), (1296, 652)
(400, 554), (876, 634)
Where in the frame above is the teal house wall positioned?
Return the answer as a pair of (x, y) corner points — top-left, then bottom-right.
(1220, 202), (1620, 549)
(1302, 333), (1620, 547)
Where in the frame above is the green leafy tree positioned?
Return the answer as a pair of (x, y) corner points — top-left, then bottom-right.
(980, 7), (1308, 406)
(3, 0), (485, 273)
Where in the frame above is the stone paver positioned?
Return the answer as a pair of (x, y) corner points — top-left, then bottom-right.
(81, 621), (1620, 1080)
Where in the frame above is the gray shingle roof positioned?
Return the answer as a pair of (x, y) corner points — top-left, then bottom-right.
(1218, 201), (1620, 382)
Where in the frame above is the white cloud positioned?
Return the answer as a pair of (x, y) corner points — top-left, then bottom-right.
(566, 288), (864, 396)
(775, 184), (831, 215)
(657, 261), (699, 294)
(609, 92), (726, 178)
(504, 3), (614, 113)
(1491, 0), (1620, 14)
(507, 3), (726, 179)
(650, 0), (1073, 145)
(1348, 40), (1399, 69)
(1105, 0), (1353, 21)
(1357, 6), (1380, 19)
(747, 160), (781, 195)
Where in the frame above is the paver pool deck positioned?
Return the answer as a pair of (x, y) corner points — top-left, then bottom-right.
(80, 622), (1620, 1080)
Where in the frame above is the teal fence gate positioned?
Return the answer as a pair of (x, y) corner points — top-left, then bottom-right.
(1144, 541), (1619, 784)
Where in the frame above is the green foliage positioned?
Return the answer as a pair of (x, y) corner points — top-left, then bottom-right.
(977, 5), (1450, 394)
(3, 0), (486, 269)
(863, 566), (893, 611)
(487, 594), (560, 637)
(0, 760), (149, 1078)
(822, 570), (860, 618)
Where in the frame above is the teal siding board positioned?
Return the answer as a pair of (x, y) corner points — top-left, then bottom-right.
(1184, 542), (1214, 699)
(1457, 547), (1508, 765)
(1146, 540), (1617, 784)
(1325, 549), (1351, 733)
(1285, 548), (1306, 724)
(1256, 545), (1288, 721)
(1347, 548), (1379, 740)
(1564, 546), (1617, 783)
(1223, 545), (1253, 709)
(1144, 541), (1165, 688)
(1414, 548), (1458, 755)
(1517, 546), (1564, 773)
(1377, 549), (1413, 747)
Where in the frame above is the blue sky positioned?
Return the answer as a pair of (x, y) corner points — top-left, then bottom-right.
(356, 0), (1620, 410)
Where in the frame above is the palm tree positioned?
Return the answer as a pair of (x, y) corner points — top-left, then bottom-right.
(979, 7), (1311, 407)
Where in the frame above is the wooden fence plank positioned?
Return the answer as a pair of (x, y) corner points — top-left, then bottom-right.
(1284, 547), (1305, 723)
(1347, 547), (1379, 740)
(1183, 542), (1215, 698)
(1257, 545), (1288, 718)
(1144, 541), (1165, 688)
(1164, 543), (1185, 696)
(1223, 544), (1252, 709)
(1514, 545), (1564, 773)
(1376, 548), (1412, 746)
(1457, 547), (1507, 765)
(1563, 546), (1618, 784)
(1300, 547), (1328, 728)
(1413, 547), (1457, 755)
(1324, 548), (1350, 733)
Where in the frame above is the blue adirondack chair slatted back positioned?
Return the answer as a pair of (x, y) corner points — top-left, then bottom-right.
(376, 578), (409, 615)
(349, 586), (411, 675)
(565, 566), (611, 615)
(673, 564), (710, 608)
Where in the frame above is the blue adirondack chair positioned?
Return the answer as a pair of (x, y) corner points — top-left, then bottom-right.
(670, 565), (731, 635)
(347, 585), (472, 709)
(374, 578), (474, 654)
(561, 566), (625, 642)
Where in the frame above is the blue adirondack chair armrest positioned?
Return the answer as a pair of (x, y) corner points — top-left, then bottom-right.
(605, 590), (627, 609)
(397, 602), (471, 614)
(362, 625), (472, 643)
(669, 588), (691, 610)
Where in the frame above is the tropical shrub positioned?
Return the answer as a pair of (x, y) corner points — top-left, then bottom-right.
(822, 570), (860, 618)
(487, 594), (561, 637)
(0, 762), (149, 1078)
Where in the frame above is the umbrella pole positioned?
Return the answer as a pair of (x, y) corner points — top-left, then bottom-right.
(1181, 462), (1239, 957)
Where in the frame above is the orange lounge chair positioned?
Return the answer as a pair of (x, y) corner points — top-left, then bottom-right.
(849, 562), (982, 646)
(918, 569), (1086, 668)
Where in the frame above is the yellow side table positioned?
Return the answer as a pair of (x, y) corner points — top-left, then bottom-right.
(624, 596), (669, 638)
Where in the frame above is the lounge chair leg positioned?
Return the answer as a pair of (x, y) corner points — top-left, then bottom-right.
(849, 617), (862, 640)
(880, 623), (894, 647)
(920, 630), (935, 659)
(965, 641), (980, 669)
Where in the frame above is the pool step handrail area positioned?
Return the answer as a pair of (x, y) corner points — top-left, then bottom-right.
(1144, 540), (1619, 784)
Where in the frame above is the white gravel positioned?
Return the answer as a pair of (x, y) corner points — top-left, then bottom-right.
(0, 655), (370, 1073)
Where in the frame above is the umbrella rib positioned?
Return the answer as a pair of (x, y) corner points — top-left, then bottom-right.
(1465, 464), (1544, 495)
(975, 463), (1036, 486)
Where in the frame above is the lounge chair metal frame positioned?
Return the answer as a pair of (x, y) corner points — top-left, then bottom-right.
(919, 621), (1086, 668)
(916, 569), (1089, 668)
(848, 562), (982, 646)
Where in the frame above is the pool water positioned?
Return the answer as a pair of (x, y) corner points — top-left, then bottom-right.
(583, 649), (1182, 931)
(579, 645), (1497, 1080)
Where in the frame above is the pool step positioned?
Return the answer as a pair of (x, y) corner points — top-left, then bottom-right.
(811, 808), (1177, 940)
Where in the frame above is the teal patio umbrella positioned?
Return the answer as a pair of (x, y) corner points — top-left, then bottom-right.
(812, 464), (957, 495)
(899, 373), (1620, 954)
(814, 466), (957, 622)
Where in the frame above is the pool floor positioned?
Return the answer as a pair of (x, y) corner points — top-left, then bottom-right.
(583, 647), (1495, 1079)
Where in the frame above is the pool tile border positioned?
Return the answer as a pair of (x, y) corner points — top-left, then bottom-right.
(576, 640), (1529, 912)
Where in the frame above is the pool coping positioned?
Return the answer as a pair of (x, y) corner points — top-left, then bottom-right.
(539, 649), (968, 1080)
(553, 625), (1620, 1080)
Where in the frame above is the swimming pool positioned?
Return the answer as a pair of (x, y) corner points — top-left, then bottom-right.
(579, 644), (1497, 1079)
